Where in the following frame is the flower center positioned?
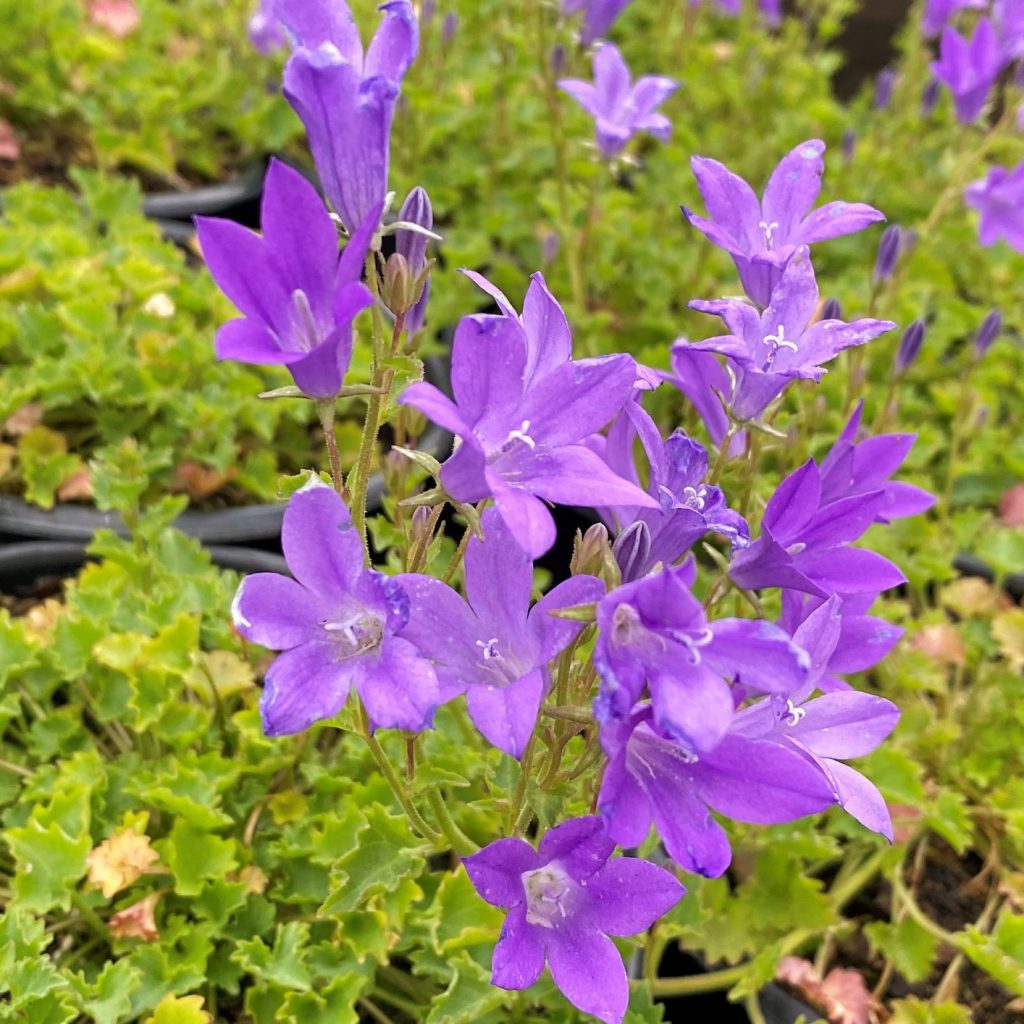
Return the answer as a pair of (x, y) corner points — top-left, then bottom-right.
(290, 289), (321, 353)
(522, 864), (574, 928)
(782, 698), (806, 727)
(669, 625), (714, 665)
(762, 324), (799, 369)
(758, 219), (780, 248)
(322, 609), (383, 659)
(504, 420), (536, 451)
(476, 637), (501, 661)
(681, 484), (707, 511)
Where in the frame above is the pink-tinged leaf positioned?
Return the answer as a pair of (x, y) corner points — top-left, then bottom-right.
(0, 118), (20, 160)
(88, 0), (140, 36)
(999, 483), (1024, 527)
(776, 957), (876, 1024)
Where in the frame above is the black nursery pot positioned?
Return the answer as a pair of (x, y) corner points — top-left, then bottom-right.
(0, 540), (287, 594)
(141, 160), (267, 230)
(0, 357), (452, 550)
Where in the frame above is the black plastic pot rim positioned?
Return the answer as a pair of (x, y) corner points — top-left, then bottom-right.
(141, 160), (267, 223)
(0, 356), (452, 547)
(0, 540), (287, 591)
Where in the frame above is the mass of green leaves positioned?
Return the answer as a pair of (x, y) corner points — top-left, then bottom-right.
(2, 0), (1024, 1021)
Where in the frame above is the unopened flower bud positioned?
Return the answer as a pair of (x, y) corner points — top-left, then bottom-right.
(872, 225), (902, 285)
(842, 129), (856, 163)
(820, 297), (842, 321)
(894, 319), (926, 375)
(442, 11), (458, 45)
(384, 252), (414, 316)
(541, 231), (560, 266)
(422, 0), (437, 26)
(612, 521), (651, 584)
(921, 78), (940, 116)
(571, 522), (618, 586)
(973, 308), (1001, 359)
(974, 404), (989, 430)
(551, 44), (567, 79)
(409, 505), (433, 549)
(397, 187), (434, 337)
(874, 68), (896, 110)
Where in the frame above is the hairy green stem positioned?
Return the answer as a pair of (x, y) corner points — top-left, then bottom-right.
(426, 788), (478, 856)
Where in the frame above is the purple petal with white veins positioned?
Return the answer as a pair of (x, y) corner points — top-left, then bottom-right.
(467, 667), (545, 758)
(788, 692), (900, 759)
(233, 573), (323, 649)
(582, 857), (685, 937)
(547, 927), (628, 1024)
(463, 839), (541, 908)
(537, 816), (615, 882)
(760, 246), (819, 345)
(355, 636), (439, 732)
(282, 484), (364, 601)
(491, 904), (545, 990)
(704, 617), (809, 694)
(260, 640), (354, 736)
(761, 140), (826, 244)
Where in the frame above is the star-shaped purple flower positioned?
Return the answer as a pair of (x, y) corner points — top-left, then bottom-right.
(277, 0), (418, 234)
(965, 162), (1024, 253)
(687, 247), (896, 422)
(562, 0), (632, 46)
(728, 457), (906, 599)
(819, 403), (936, 524)
(596, 400), (748, 581)
(195, 159), (377, 400)
(559, 44), (678, 162)
(598, 707), (837, 877)
(400, 271), (657, 558)
(594, 561), (810, 753)
(396, 510), (603, 757)
(682, 139), (885, 307)
(463, 816), (684, 1024)
(232, 481), (439, 735)
(734, 599), (900, 840)
(931, 17), (1004, 123)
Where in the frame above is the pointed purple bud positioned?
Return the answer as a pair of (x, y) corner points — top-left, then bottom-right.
(842, 129), (856, 163)
(894, 319), (926, 375)
(921, 78), (941, 115)
(820, 297), (842, 321)
(551, 43), (567, 79)
(422, 0), (437, 26)
(872, 225), (903, 285)
(541, 231), (561, 266)
(613, 520), (652, 583)
(397, 186), (433, 336)
(442, 11), (458, 44)
(973, 308), (1002, 358)
(874, 68), (897, 110)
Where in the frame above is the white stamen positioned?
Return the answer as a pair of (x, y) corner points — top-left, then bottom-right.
(763, 324), (799, 367)
(759, 220), (780, 248)
(505, 419), (536, 450)
(476, 637), (501, 661)
(783, 699), (806, 726)
(682, 485), (707, 511)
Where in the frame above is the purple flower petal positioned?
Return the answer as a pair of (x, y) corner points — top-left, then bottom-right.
(761, 139), (825, 243)
(464, 509), (534, 646)
(521, 272), (573, 383)
(463, 839), (541, 909)
(537, 816), (615, 882)
(688, 154), (763, 254)
(214, 318), (299, 365)
(275, 0), (363, 61)
(466, 667), (545, 758)
(796, 200), (886, 244)
(704, 617), (809, 695)
(513, 445), (657, 510)
(260, 640), (354, 736)
(529, 574), (605, 663)
(364, 0), (418, 81)
(489, 477), (556, 559)
(546, 927), (629, 1024)
(355, 635), (439, 732)
(233, 572), (323, 649)
(650, 662), (735, 753)
(491, 904), (545, 989)
(788, 692), (900, 759)
(825, 760), (894, 841)
(582, 857), (685, 937)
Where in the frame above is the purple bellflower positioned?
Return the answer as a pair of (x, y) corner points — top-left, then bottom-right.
(682, 139), (885, 307)
(400, 271), (657, 558)
(687, 247), (896, 422)
(735, 599), (901, 840)
(965, 162), (1024, 252)
(595, 400), (748, 581)
(931, 18), (1004, 123)
(463, 816), (684, 1024)
(780, 591), (903, 695)
(277, 0), (418, 234)
(598, 706), (837, 877)
(994, 0), (1024, 61)
(819, 403), (936, 524)
(728, 456), (906, 599)
(396, 510), (603, 757)
(196, 159), (377, 400)
(231, 481), (439, 735)
(923, 0), (987, 37)
(396, 186), (433, 336)
(562, 0), (632, 46)
(594, 561), (810, 754)
(249, 0), (285, 54)
(559, 44), (678, 162)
